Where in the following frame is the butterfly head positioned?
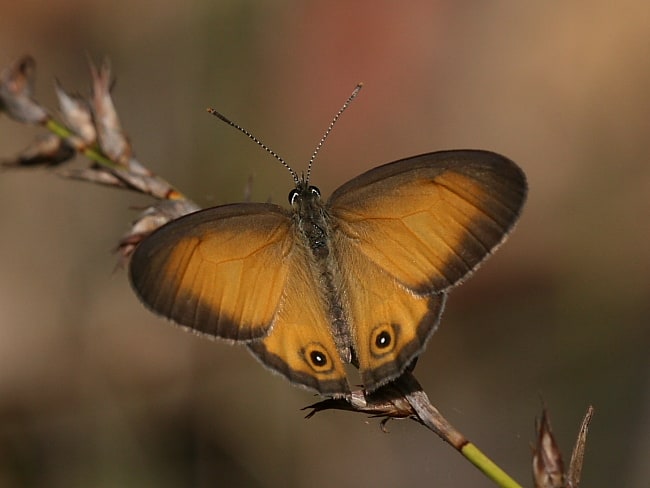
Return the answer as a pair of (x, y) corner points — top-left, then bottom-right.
(288, 179), (322, 209)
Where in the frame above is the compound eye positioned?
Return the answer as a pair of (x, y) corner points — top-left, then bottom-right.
(309, 186), (321, 197)
(288, 189), (300, 205)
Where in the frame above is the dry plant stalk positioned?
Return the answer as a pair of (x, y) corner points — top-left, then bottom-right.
(0, 55), (199, 263)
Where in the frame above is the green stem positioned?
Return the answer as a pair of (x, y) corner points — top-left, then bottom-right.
(461, 442), (523, 488)
(45, 118), (118, 169)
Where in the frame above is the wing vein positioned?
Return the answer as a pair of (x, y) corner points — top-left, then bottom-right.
(436, 178), (505, 228)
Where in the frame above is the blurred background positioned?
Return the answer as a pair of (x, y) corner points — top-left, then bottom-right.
(0, 1), (648, 487)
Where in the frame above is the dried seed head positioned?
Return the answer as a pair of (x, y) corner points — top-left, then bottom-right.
(532, 408), (565, 488)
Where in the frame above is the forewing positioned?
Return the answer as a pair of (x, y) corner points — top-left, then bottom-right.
(129, 203), (293, 341)
(329, 150), (527, 293)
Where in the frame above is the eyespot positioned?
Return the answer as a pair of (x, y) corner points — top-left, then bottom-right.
(369, 323), (399, 357)
(288, 189), (300, 205)
(302, 343), (333, 373)
(375, 330), (391, 349)
(309, 186), (321, 197)
(310, 350), (327, 366)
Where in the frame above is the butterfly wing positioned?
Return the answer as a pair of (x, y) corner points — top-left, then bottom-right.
(130, 202), (348, 394)
(129, 203), (294, 341)
(328, 150), (527, 391)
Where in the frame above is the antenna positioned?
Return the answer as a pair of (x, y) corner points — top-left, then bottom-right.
(306, 83), (363, 184)
(208, 82), (363, 186)
(207, 108), (300, 184)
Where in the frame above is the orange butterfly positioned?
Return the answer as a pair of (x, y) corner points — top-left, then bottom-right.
(129, 86), (527, 396)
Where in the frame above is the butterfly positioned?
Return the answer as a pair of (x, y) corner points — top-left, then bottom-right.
(129, 86), (527, 397)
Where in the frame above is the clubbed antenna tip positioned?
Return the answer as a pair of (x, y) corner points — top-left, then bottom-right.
(305, 83), (363, 184)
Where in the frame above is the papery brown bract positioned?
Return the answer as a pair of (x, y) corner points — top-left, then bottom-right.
(0, 56), (49, 124)
(1, 134), (74, 168)
(533, 408), (565, 488)
(55, 80), (96, 146)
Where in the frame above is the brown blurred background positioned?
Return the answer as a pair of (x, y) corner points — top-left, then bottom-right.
(1, 1), (648, 487)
